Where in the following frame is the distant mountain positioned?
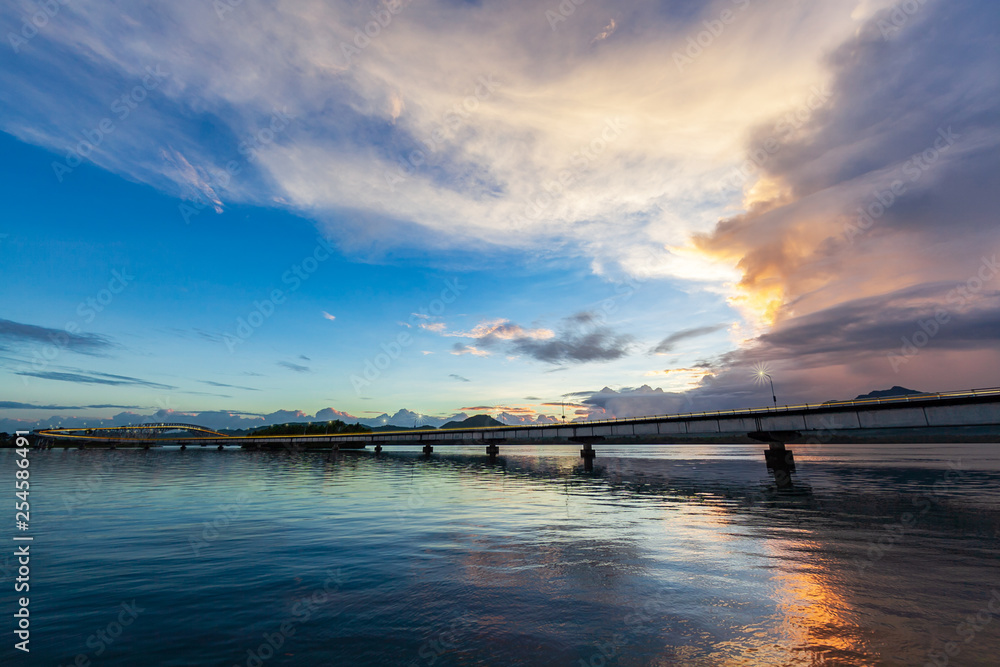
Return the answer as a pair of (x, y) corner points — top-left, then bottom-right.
(357, 409), (469, 429)
(853, 386), (925, 400)
(371, 424), (437, 432)
(440, 414), (503, 429)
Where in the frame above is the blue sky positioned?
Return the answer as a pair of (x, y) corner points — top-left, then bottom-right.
(2, 0), (998, 431)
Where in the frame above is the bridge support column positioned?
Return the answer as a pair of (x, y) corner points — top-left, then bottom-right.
(180, 444), (186, 451)
(764, 442), (795, 487)
(580, 442), (596, 460)
(374, 444), (383, 454)
(422, 444), (434, 456)
(763, 442), (795, 469)
(218, 444), (224, 450)
(486, 443), (500, 458)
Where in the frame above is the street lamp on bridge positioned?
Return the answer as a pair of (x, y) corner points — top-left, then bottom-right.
(754, 365), (778, 409)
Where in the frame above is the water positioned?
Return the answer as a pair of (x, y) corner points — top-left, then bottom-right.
(2, 443), (1000, 666)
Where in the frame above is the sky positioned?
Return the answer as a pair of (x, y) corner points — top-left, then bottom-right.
(1, 0), (998, 432)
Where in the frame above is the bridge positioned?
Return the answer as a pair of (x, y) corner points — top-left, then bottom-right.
(35, 422), (230, 443)
(33, 388), (1000, 468)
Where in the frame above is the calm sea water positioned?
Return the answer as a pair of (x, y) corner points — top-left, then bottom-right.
(2, 443), (1000, 666)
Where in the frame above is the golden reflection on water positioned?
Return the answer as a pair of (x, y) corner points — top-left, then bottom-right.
(335, 448), (992, 665)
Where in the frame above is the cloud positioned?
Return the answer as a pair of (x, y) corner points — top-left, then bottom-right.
(0, 405), (476, 434)
(4, 0), (997, 412)
(446, 319), (554, 341)
(278, 361), (311, 373)
(690, 1), (1000, 329)
(449, 374), (471, 382)
(463, 312), (632, 364)
(0, 0), (885, 284)
(315, 407), (359, 422)
(592, 18), (617, 43)
(451, 344), (490, 357)
(161, 146), (224, 213)
(14, 370), (176, 389)
(652, 324), (727, 354)
(0, 401), (145, 410)
(322, 311), (337, 321)
(0, 318), (115, 355)
(199, 380), (261, 392)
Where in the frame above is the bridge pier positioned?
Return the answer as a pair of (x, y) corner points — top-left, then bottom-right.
(764, 442), (795, 487)
(422, 444), (434, 456)
(486, 443), (500, 458)
(218, 444), (224, 450)
(374, 444), (383, 454)
(580, 442), (596, 460)
(180, 444), (186, 450)
(763, 442), (795, 470)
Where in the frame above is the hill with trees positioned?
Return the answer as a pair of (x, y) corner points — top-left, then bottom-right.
(248, 420), (371, 437)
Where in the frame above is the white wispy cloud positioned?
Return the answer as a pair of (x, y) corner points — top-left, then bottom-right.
(0, 0), (871, 285)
